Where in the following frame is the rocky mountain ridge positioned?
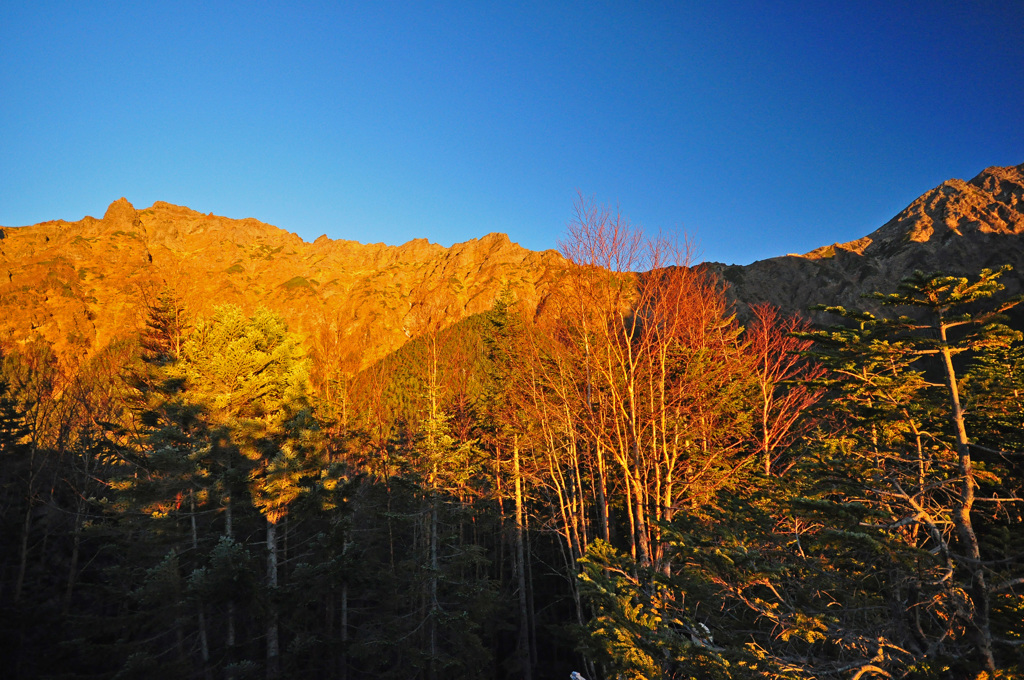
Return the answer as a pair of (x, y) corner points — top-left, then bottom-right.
(2, 161), (1022, 369)
(0, 199), (566, 368)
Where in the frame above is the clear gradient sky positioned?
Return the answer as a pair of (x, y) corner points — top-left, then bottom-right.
(2, 1), (1023, 265)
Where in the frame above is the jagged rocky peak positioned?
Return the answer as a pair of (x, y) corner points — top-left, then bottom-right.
(792, 162), (1024, 262)
(970, 163), (1024, 213)
(874, 162), (1024, 247)
(101, 197), (141, 231)
(0, 197), (567, 369)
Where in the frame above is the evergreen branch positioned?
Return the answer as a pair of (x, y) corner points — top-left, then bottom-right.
(992, 577), (1024, 593)
(968, 442), (1024, 457)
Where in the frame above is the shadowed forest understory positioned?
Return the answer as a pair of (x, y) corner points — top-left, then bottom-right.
(2, 208), (1023, 679)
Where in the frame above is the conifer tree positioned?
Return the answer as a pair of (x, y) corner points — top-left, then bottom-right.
(480, 288), (537, 680)
(182, 305), (311, 678)
(805, 267), (1024, 675)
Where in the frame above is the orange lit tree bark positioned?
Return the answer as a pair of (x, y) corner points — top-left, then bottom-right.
(532, 196), (758, 578)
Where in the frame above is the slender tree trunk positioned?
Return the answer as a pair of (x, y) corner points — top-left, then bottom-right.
(429, 488), (439, 680)
(495, 446), (506, 585)
(426, 335), (441, 680)
(191, 495), (212, 680)
(761, 384), (773, 476)
(14, 498), (33, 603)
(340, 533), (350, 680)
(634, 480), (651, 567)
(622, 459), (637, 561)
(327, 592), (337, 678)
(525, 512), (538, 670)
(266, 519), (280, 679)
(341, 581), (349, 680)
(513, 438), (533, 680)
(571, 438), (588, 551)
(225, 492), (237, 680)
(63, 437), (94, 616)
(63, 498), (83, 615)
(595, 442), (610, 542)
(14, 445), (41, 604)
(938, 334), (995, 674)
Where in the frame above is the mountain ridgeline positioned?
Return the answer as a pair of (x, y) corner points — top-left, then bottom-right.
(2, 163), (1022, 368)
(0, 199), (566, 370)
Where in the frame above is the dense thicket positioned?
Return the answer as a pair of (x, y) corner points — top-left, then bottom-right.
(1, 203), (1022, 679)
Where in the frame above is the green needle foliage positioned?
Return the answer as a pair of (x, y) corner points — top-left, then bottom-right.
(798, 266), (1024, 676)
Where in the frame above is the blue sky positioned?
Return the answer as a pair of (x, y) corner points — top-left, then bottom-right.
(2, 1), (1022, 265)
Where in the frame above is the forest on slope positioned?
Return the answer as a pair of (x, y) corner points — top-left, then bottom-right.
(2, 190), (1024, 680)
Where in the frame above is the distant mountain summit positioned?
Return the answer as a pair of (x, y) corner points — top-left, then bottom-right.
(1, 162), (1022, 366)
(711, 162), (1024, 318)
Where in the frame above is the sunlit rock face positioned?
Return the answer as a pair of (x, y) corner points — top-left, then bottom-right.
(707, 162), (1024, 321)
(1, 162), (1022, 365)
(0, 200), (567, 368)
